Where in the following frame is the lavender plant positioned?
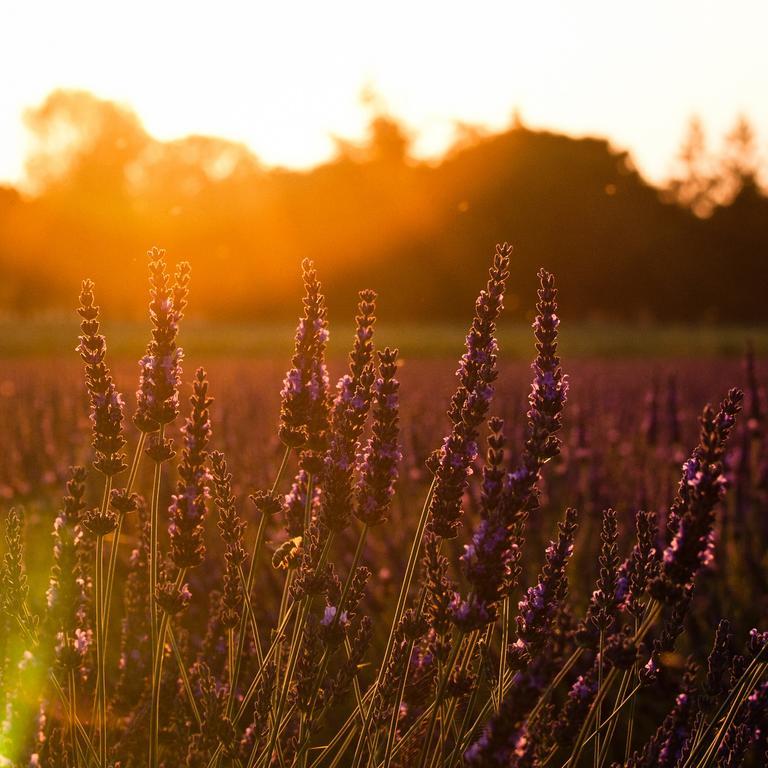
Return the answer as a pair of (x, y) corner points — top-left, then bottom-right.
(1, 241), (766, 768)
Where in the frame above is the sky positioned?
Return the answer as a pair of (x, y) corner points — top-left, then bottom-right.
(1, 0), (767, 189)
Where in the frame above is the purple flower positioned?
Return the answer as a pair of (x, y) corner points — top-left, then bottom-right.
(76, 280), (127, 476)
(354, 348), (402, 527)
(134, 250), (188, 432)
(453, 267), (569, 629)
(652, 389), (743, 604)
(507, 507), (578, 670)
(429, 244), (511, 539)
(167, 368), (213, 572)
(278, 259), (331, 451)
(319, 291), (378, 532)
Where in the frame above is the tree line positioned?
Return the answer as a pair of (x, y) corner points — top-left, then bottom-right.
(0, 90), (765, 323)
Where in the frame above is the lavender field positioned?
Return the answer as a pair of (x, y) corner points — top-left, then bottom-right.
(1, 247), (767, 767)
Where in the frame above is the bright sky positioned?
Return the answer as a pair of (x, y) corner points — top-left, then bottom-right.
(2, 0), (767, 188)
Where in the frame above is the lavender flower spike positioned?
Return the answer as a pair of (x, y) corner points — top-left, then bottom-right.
(167, 368), (214, 572)
(451, 417), (510, 631)
(354, 347), (401, 527)
(429, 243), (511, 539)
(278, 258), (331, 452)
(134, 249), (188, 432)
(453, 267), (568, 630)
(320, 290), (378, 532)
(651, 388), (742, 604)
(507, 507), (578, 671)
(575, 507), (620, 645)
(504, 267), (569, 518)
(76, 280), (127, 476)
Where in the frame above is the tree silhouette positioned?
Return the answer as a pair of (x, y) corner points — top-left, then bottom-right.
(666, 117), (717, 217)
(0, 90), (766, 323)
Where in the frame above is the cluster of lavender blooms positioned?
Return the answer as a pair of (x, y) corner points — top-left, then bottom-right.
(652, 387), (743, 604)
(506, 506), (579, 671)
(428, 242), (511, 539)
(5, 242), (768, 768)
(449, 417), (509, 630)
(320, 289), (377, 532)
(452, 267), (568, 631)
(76, 280), (127, 477)
(384, 266), (573, 766)
(623, 632), (768, 768)
(134, 248), (188, 433)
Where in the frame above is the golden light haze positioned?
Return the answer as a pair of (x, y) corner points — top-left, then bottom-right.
(1, 0), (768, 188)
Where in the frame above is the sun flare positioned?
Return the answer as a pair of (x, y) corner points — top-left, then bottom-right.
(1, 0), (767, 187)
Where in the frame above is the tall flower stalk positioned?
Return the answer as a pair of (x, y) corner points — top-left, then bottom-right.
(76, 278), (128, 764)
(278, 258), (331, 457)
(133, 249), (188, 679)
(150, 367), (213, 768)
(428, 243), (511, 540)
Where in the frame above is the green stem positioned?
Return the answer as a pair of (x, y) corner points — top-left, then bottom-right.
(430, 698), (459, 768)
(595, 629), (604, 768)
(352, 477), (436, 768)
(206, 605), (302, 768)
(68, 668), (82, 768)
(375, 702), (437, 768)
(683, 650), (768, 768)
(307, 685), (378, 768)
(149, 426), (165, 669)
(149, 568), (185, 768)
(597, 666), (632, 767)
(261, 536), (334, 768)
(528, 647), (584, 725)
(565, 601), (662, 768)
(447, 676), (482, 767)
(102, 432), (146, 641)
(544, 679), (643, 768)
(294, 526), (369, 766)
(565, 667), (618, 768)
(168, 624), (202, 726)
(497, 596), (510, 713)
(272, 446), (292, 495)
(322, 729), (357, 768)
(249, 704), (297, 768)
(263, 598), (311, 767)
(234, 601), (298, 725)
(232, 443), (290, 713)
(623, 617), (640, 763)
(416, 633), (465, 768)
(228, 627), (235, 693)
(226, 510), (270, 720)
(50, 671), (99, 767)
(94, 532), (107, 766)
(88, 474), (113, 742)
(382, 637), (416, 768)
(377, 579), (431, 768)
(272, 471), (312, 717)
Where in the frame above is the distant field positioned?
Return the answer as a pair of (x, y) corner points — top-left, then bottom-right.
(0, 318), (767, 359)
